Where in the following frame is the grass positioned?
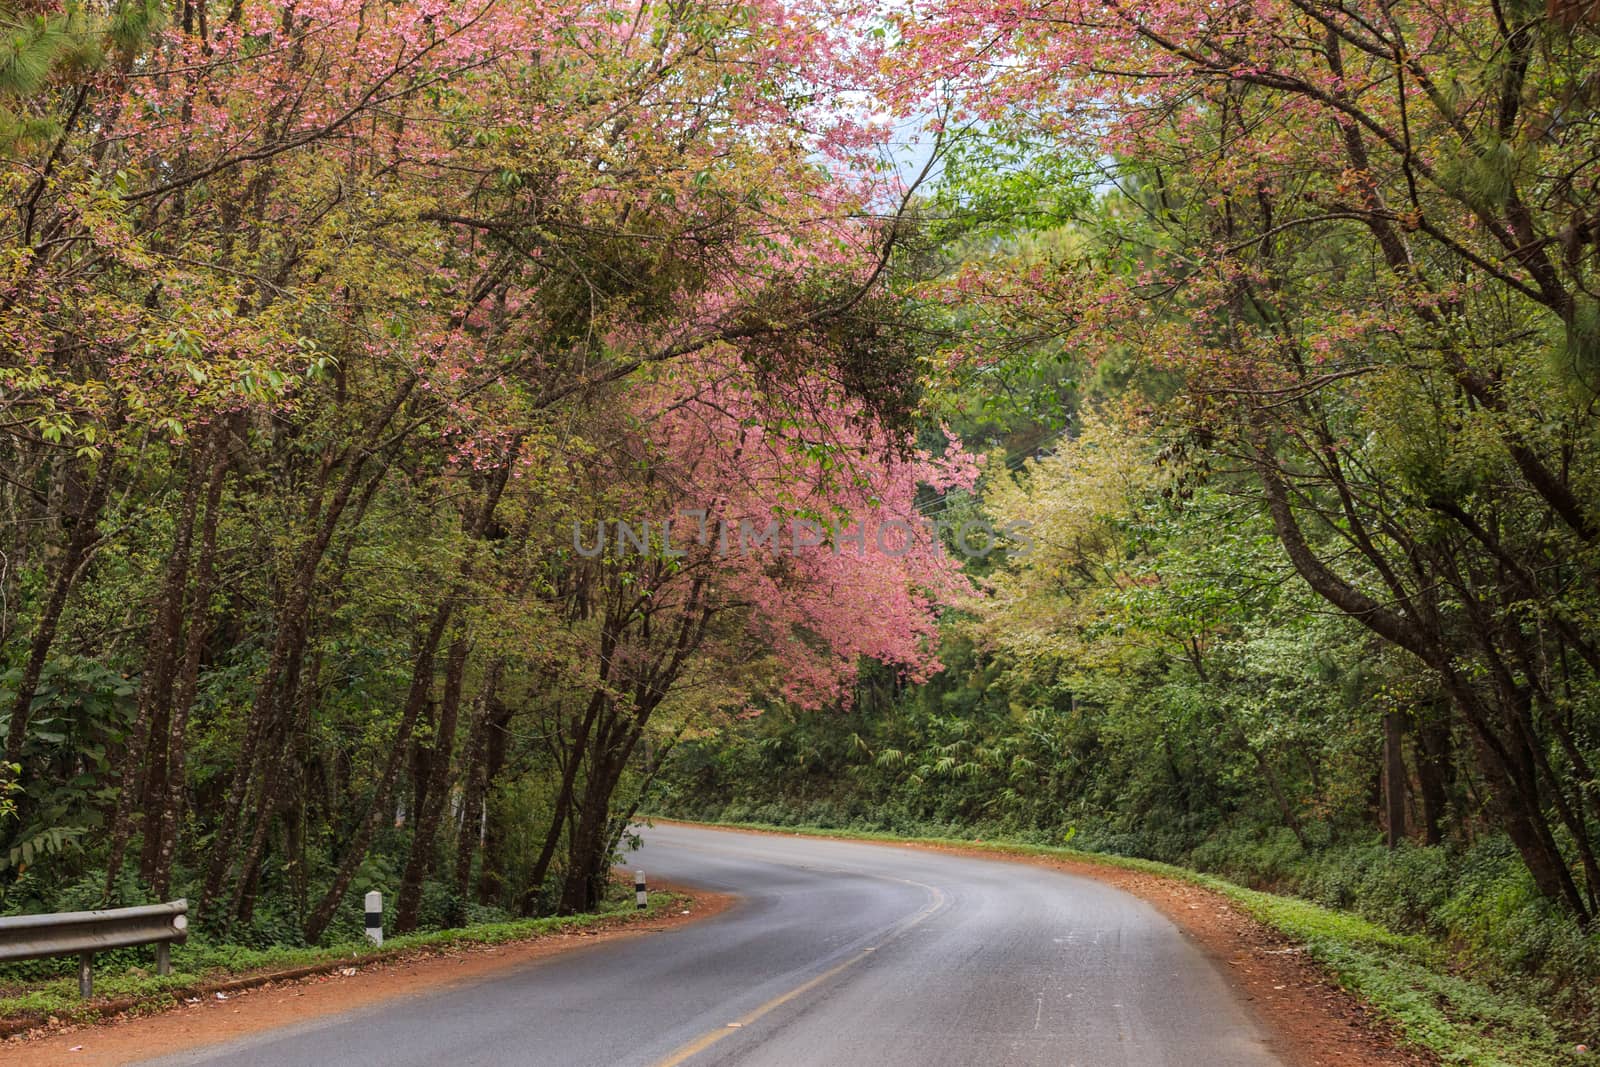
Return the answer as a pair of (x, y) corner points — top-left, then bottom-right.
(654, 817), (1586, 1067)
(0, 889), (690, 1027)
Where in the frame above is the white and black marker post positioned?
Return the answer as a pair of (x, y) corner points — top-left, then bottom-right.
(365, 890), (383, 946)
(635, 870), (647, 910)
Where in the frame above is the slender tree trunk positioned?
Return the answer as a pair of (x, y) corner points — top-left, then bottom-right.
(233, 648), (322, 926)
(559, 704), (662, 914)
(1234, 726), (1308, 850)
(475, 692), (515, 906)
(1458, 695), (1592, 923)
(1258, 456), (1589, 917)
(1414, 703), (1453, 847)
(559, 706), (655, 913)
(394, 635), (470, 932)
(4, 453), (117, 772)
(151, 439), (231, 898)
(135, 699), (173, 880)
(302, 614), (444, 943)
(523, 690), (607, 912)
(203, 378), (415, 916)
(228, 461), (387, 915)
(104, 451), (207, 896)
(451, 659), (503, 924)
(559, 756), (619, 914)
(393, 447), (521, 932)
(604, 729), (684, 861)
(556, 579), (714, 913)
(302, 440), (517, 943)
(232, 819), (271, 927)
(1163, 738), (1190, 814)
(1383, 711), (1407, 848)
(208, 606), (310, 921)
(406, 698), (437, 830)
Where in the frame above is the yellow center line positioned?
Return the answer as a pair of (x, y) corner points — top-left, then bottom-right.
(653, 881), (946, 1067)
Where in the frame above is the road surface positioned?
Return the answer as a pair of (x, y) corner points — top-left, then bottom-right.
(141, 823), (1286, 1066)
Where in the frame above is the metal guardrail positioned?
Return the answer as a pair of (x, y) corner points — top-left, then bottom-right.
(0, 899), (189, 997)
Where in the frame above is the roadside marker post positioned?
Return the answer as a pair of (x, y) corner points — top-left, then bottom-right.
(365, 891), (383, 946)
(635, 871), (647, 910)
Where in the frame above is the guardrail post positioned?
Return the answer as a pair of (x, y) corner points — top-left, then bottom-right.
(365, 890), (383, 946)
(635, 870), (647, 910)
(156, 941), (171, 976)
(78, 952), (93, 998)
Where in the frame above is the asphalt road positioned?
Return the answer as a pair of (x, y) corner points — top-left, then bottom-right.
(142, 823), (1285, 1067)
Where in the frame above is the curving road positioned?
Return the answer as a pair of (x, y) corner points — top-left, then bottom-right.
(142, 823), (1285, 1067)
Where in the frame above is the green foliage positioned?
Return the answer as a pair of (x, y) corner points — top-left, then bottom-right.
(928, 132), (1095, 246)
(0, 825), (86, 874)
(1561, 295), (1600, 396)
(0, 0), (161, 153)
(0, 763), (16, 823)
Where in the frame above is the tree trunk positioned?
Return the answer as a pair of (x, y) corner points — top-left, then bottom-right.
(1383, 711), (1407, 848)
(559, 709), (653, 913)
(134, 699), (173, 881)
(1232, 725), (1308, 850)
(394, 635), (470, 933)
(1258, 456), (1590, 918)
(151, 440), (231, 898)
(302, 439), (517, 943)
(1413, 703), (1453, 847)
(451, 659), (504, 924)
(104, 450), (206, 896)
(559, 759), (619, 914)
(3, 453), (117, 774)
(393, 449), (521, 932)
(302, 615), (443, 944)
(475, 690), (515, 907)
(406, 697), (437, 831)
(232, 647), (322, 926)
(523, 691), (607, 913)
(203, 377), (415, 916)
